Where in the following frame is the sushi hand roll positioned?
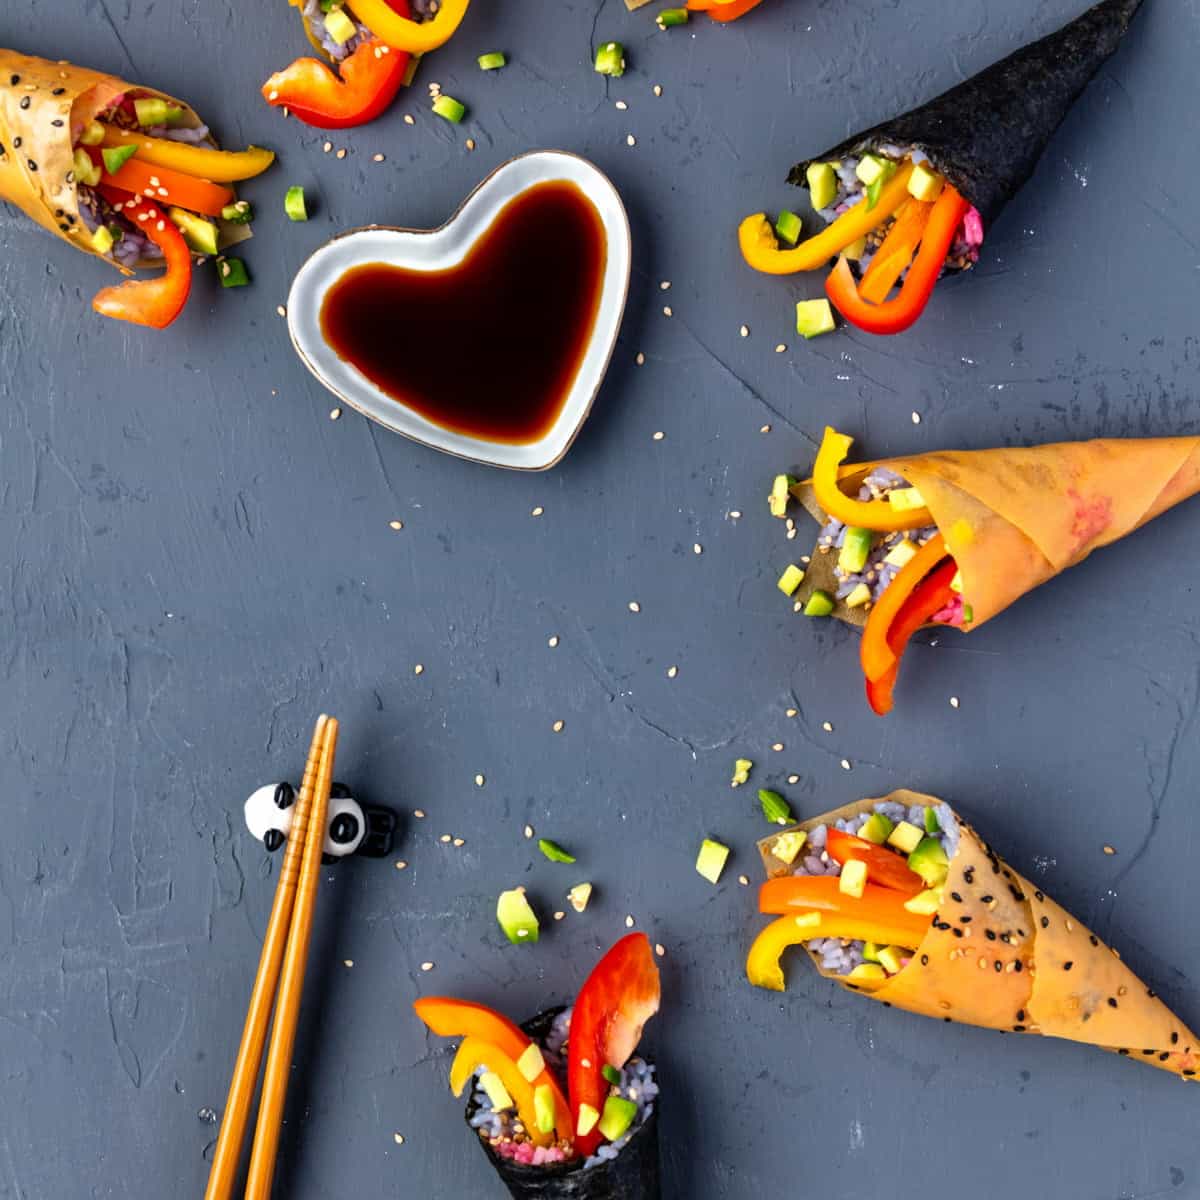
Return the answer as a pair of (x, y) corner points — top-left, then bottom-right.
(738, 0), (1143, 333)
(414, 933), (662, 1198)
(748, 790), (1199, 1081)
(780, 425), (1200, 714)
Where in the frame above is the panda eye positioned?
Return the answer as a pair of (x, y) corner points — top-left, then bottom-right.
(273, 782), (295, 810)
(323, 795), (366, 857)
(245, 784), (293, 847)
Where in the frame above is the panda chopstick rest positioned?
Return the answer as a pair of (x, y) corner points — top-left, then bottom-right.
(245, 780), (397, 861)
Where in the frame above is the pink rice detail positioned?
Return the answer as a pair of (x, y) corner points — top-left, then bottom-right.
(931, 594), (965, 627)
(494, 1141), (570, 1166)
(962, 206), (984, 249)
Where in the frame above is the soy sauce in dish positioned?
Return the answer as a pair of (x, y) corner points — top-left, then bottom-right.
(319, 180), (607, 446)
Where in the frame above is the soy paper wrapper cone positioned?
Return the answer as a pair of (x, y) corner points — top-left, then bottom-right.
(757, 790), (1199, 1081)
(791, 434), (1200, 630)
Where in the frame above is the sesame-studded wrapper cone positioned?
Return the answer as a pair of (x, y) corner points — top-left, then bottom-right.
(0, 48), (237, 269)
(758, 792), (1200, 1080)
(463, 1008), (662, 1199)
(788, 0), (1143, 230)
(792, 435), (1200, 630)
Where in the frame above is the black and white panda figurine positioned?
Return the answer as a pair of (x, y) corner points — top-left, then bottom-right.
(244, 782), (396, 862)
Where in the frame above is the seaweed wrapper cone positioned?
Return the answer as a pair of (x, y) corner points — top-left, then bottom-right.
(793, 435), (1200, 630)
(758, 791), (1199, 1080)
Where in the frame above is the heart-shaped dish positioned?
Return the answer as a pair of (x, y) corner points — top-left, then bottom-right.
(287, 150), (631, 471)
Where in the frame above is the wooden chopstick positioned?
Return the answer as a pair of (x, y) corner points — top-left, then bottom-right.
(243, 715), (339, 1200)
(203, 714), (330, 1200)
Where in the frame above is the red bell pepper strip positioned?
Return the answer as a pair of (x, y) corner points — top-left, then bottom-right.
(262, 36), (411, 130)
(824, 829), (925, 894)
(857, 199), (933, 304)
(811, 426), (934, 532)
(568, 933), (661, 1156)
(91, 186), (192, 329)
(412, 996), (572, 1134)
(691, 0), (766, 20)
(825, 183), (971, 334)
(859, 533), (947, 682)
(865, 558), (959, 716)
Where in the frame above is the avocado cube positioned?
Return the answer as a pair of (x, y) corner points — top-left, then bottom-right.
(168, 208), (220, 257)
(844, 582), (872, 609)
(324, 7), (358, 43)
(862, 941), (883, 963)
(777, 565), (806, 597)
(517, 1043), (546, 1083)
(923, 806), (941, 834)
(887, 820), (924, 855)
(597, 1095), (638, 1143)
(855, 154), (891, 187)
(843, 235), (867, 261)
(774, 209), (803, 246)
(859, 813), (894, 845)
(887, 486), (926, 512)
(533, 1084), (556, 1134)
(731, 758), (753, 786)
(908, 162), (945, 203)
(771, 830), (807, 865)
(496, 887), (540, 944)
(838, 859), (868, 899)
(846, 963), (887, 984)
(803, 589), (835, 618)
(877, 945), (909, 975)
(796, 298), (835, 340)
(91, 225), (114, 256)
(479, 1072), (514, 1111)
(903, 887), (942, 915)
(838, 526), (873, 574)
(576, 1103), (600, 1137)
(883, 540), (917, 568)
(806, 161), (837, 211)
(907, 837), (950, 888)
(695, 838), (730, 884)
(769, 473), (794, 518)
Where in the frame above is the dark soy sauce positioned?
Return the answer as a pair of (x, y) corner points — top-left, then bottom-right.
(320, 180), (607, 446)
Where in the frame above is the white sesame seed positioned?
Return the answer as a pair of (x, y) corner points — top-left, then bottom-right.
(414, 809), (426, 819)
(666, 665), (678, 678)
(760, 424), (771, 434)
(420, 961), (434, 972)
(786, 530), (797, 540)
(787, 774), (800, 785)
(628, 601), (641, 613)
(662, 305), (672, 317)
(395, 860), (407, 870)
(465, 139), (476, 151)
(660, 280), (671, 291)
(553, 910), (565, 921)
(738, 875), (749, 886)
(414, 664), (424, 676)
(475, 774), (485, 787)
(729, 510), (742, 519)
(693, 543), (702, 555)
(323, 141), (332, 153)
(772, 743), (784, 752)
(653, 84), (663, 97)
(949, 696), (960, 708)
(625, 914), (635, 928)
(531, 505), (544, 517)
(911, 411), (922, 425)
(626, 134), (636, 147)
(822, 721), (834, 732)
(840, 758), (852, 771)
(552, 720), (564, 733)
(453, 838), (465, 847)
(393, 1133), (405, 1146)
(276, 305), (287, 318)
(440, 834), (451, 844)
(775, 343), (787, 353)
(635, 352), (646, 366)
(615, 100), (628, 110)
(336, 148), (347, 159)
(785, 708), (797, 718)
(547, 636), (560, 650)
(739, 324), (749, 338)
(1103, 844), (1116, 856)
(373, 153), (385, 162)
(329, 407), (341, 420)
(652, 430), (664, 441)
(389, 519), (404, 531)
(524, 824), (534, 839)
(268, 90), (279, 101)
(654, 942), (665, 956)
(344, 959), (354, 968)
(404, 114), (415, 126)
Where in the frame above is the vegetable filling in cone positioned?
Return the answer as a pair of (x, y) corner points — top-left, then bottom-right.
(774, 426), (1200, 714)
(0, 48), (274, 328)
(738, 0), (1143, 333)
(749, 790), (1199, 1081)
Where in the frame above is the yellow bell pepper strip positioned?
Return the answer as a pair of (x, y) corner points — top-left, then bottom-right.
(758, 875), (934, 945)
(859, 533), (948, 681)
(812, 426), (934, 531)
(98, 127), (274, 183)
(448, 1039), (555, 1148)
(352, 0), (469, 54)
(91, 186), (192, 329)
(412, 997), (572, 1139)
(825, 183), (972, 335)
(738, 162), (913, 276)
(857, 198), (933, 304)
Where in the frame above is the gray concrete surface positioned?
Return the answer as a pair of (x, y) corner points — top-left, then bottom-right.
(1, 1), (1198, 1197)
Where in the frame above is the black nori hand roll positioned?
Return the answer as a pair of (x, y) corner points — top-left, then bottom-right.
(790, 0), (1144, 227)
(463, 1009), (661, 1200)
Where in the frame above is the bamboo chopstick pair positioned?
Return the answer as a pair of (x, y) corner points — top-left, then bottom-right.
(205, 714), (339, 1200)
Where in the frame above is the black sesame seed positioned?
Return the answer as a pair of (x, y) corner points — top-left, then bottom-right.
(1063, 961), (1073, 971)
(986, 930), (997, 941)
(65, 170), (74, 183)
(1107, 997), (1118, 1009)
(1143, 1049), (1155, 1056)
(13, 136), (22, 148)
(51, 118), (63, 127)
(1172, 1032), (1179, 1045)
(1185, 1069), (1196, 1076)
(1014, 961), (1023, 972)
(1148, 989), (1157, 999)
(27, 160), (37, 172)
(943, 1017), (952, 1023)
(881, 1001), (891, 1008)
(994, 960), (1003, 973)
(19, 96), (30, 110)
(1118, 1048), (1129, 1056)
(58, 223), (69, 232)
(65, 214), (74, 225)
(1013, 1025), (1026, 1032)
(951, 892), (963, 903)
(952, 927), (964, 939)
(1009, 886), (1025, 902)
(964, 867), (975, 884)
(1040, 916), (1049, 929)
(52, 87), (66, 95)
(1089, 935), (1099, 946)
(1160, 1052), (1171, 1062)
(1034, 890), (1044, 901)
(1017, 1009), (1026, 1021)
(959, 915), (972, 923)
(981, 894), (994, 904)
(920, 954), (929, 966)
(9, 74), (19, 85)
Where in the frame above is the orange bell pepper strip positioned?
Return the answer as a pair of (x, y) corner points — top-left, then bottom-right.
(826, 183), (971, 334)
(859, 533), (948, 681)
(98, 128), (274, 183)
(412, 996), (573, 1133)
(857, 199), (933, 304)
(700, 0), (767, 20)
(263, 37), (411, 129)
(91, 151), (235, 217)
(758, 875), (933, 941)
(812, 426), (934, 531)
(824, 829), (925, 894)
(738, 163), (913, 276)
(448, 1039), (562, 1147)
(92, 186), (192, 329)
(865, 558), (959, 716)
(352, 0), (469, 54)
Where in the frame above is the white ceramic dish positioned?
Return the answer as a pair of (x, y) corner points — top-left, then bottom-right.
(287, 150), (631, 471)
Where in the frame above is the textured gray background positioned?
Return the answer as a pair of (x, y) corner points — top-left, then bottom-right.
(1, 1), (1198, 1197)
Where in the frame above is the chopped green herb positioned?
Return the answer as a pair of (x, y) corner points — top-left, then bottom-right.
(478, 51), (507, 70)
(319, 0), (343, 10)
(731, 757), (753, 787)
(803, 589), (835, 618)
(594, 42), (626, 77)
(133, 98), (182, 128)
(218, 257), (250, 288)
(865, 176), (884, 211)
(601, 1064), (621, 1086)
(101, 144), (137, 175)
(758, 789), (793, 826)
(538, 838), (576, 864)
(284, 186), (308, 222)
(221, 200), (253, 224)
(72, 148), (102, 188)
(432, 94), (467, 123)
(962, 603), (974, 624)
(923, 806), (941, 834)
(774, 210), (802, 246)
(656, 7), (689, 28)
